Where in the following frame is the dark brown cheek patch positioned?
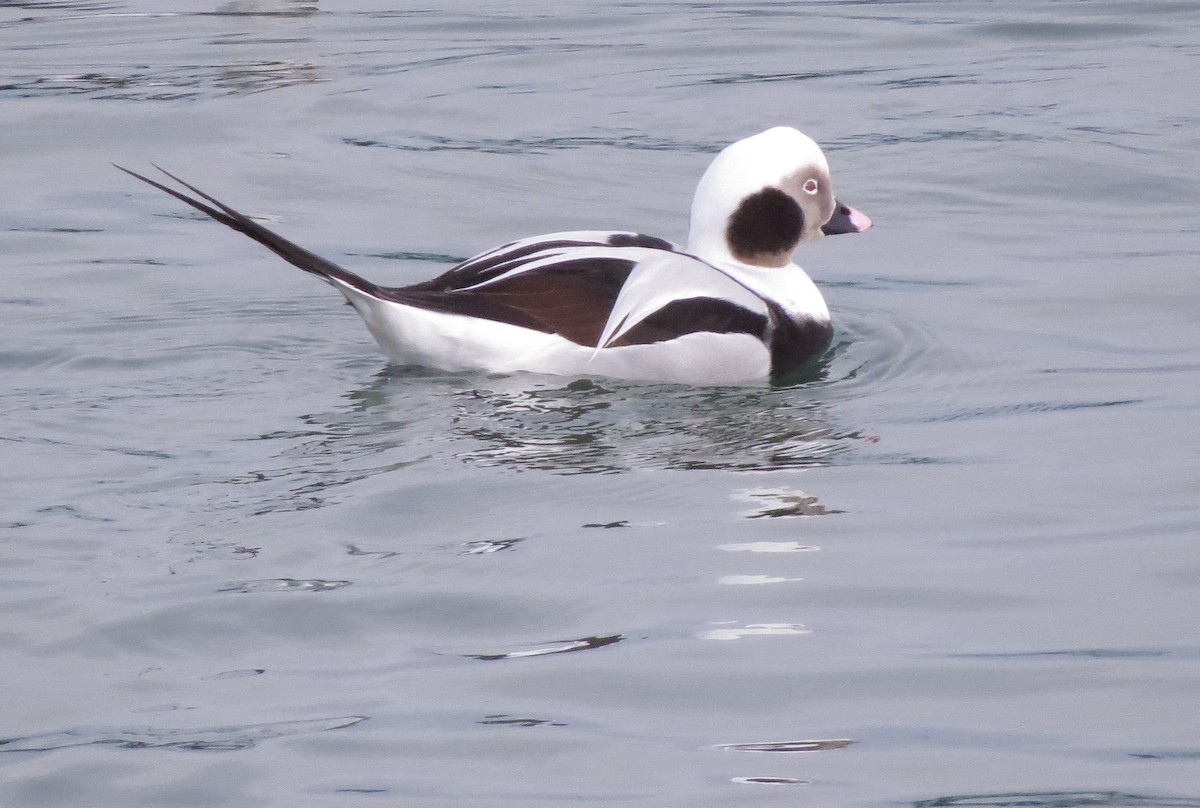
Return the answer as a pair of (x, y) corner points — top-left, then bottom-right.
(726, 187), (804, 263)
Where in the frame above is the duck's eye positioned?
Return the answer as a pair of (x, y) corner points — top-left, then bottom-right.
(802, 179), (819, 195)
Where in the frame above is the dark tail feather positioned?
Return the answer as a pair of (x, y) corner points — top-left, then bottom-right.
(115, 165), (380, 296)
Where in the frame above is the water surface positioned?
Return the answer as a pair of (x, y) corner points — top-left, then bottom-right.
(2, 2), (1199, 806)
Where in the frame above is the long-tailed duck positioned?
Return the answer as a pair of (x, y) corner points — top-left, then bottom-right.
(118, 127), (869, 384)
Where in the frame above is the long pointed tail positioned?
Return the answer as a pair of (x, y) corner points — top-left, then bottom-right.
(116, 165), (381, 297)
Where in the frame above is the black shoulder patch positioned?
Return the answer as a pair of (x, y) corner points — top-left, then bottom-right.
(608, 297), (768, 347)
(384, 257), (637, 347)
(764, 301), (833, 381)
(607, 232), (675, 251)
(726, 187), (804, 263)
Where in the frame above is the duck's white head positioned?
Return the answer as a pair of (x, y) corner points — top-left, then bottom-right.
(686, 127), (871, 269)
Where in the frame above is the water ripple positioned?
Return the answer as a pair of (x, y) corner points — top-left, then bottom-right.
(835, 129), (1048, 149)
(0, 716), (366, 753)
(692, 66), (891, 86)
(910, 397), (1141, 424)
(344, 131), (721, 155)
(949, 646), (1200, 661)
(916, 793), (1200, 808)
(809, 303), (947, 402)
(5, 1), (118, 10)
(0, 61), (323, 101)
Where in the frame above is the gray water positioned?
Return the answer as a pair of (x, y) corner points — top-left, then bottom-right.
(2, 1), (1199, 806)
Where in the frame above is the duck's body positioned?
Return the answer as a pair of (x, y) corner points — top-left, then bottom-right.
(120, 127), (869, 384)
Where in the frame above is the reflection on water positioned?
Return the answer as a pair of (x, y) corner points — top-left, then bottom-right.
(477, 714), (566, 728)
(444, 379), (856, 475)
(718, 541), (818, 553)
(731, 775), (809, 785)
(217, 577), (351, 593)
(203, 668), (266, 680)
(1128, 750), (1200, 761)
(172, 333), (898, 528)
(218, 368), (867, 520)
(699, 622), (811, 641)
(459, 537), (523, 555)
(715, 739), (852, 753)
(733, 487), (837, 518)
(460, 633), (623, 662)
